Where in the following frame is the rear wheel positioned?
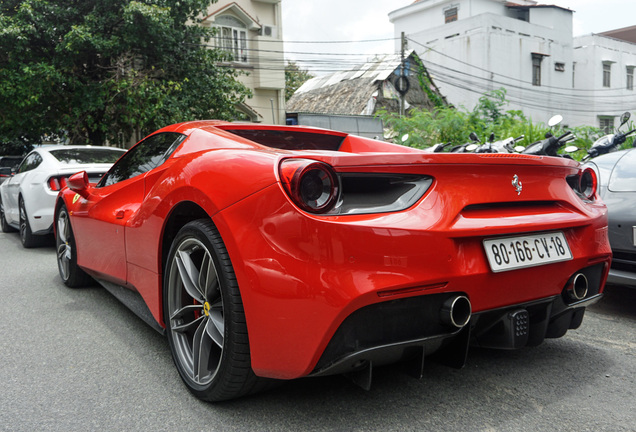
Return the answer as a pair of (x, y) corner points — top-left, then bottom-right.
(0, 195), (16, 233)
(19, 198), (38, 248)
(56, 205), (92, 288)
(164, 219), (271, 401)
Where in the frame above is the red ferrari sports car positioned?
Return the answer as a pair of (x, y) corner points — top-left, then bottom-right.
(55, 121), (611, 401)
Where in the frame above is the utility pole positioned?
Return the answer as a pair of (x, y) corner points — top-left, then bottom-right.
(398, 32), (408, 117)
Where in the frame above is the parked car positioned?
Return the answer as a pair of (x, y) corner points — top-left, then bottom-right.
(585, 148), (636, 287)
(0, 145), (125, 246)
(0, 156), (23, 185)
(54, 121), (611, 401)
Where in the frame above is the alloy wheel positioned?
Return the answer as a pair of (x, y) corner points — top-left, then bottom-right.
(167, 237), (224, 386)
(56, 209), (72, 281)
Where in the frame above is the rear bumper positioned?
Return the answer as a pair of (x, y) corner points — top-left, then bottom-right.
(310, 262), (606, 377)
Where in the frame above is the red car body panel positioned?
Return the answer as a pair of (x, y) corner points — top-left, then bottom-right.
(57, 121), (611, 380)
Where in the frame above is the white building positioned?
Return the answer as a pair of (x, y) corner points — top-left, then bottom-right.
(201, 0), (285, 124)
(389, 0), (636, 129)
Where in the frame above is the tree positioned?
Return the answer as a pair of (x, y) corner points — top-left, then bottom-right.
(0, 0), (250, 146)
(285, 61), (313, 101)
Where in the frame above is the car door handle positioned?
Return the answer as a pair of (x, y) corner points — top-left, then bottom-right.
(115, 210), (125, 219)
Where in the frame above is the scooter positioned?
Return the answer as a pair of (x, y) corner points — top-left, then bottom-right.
(450, 132), (481, 153)
(422, 142), (452, 153)
(521, 115), (577, 157)
(474, 133), (525, 153)
(583, 112), (636, 160)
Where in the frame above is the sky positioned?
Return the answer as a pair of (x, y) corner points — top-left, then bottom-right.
(281, 0), (636, 75)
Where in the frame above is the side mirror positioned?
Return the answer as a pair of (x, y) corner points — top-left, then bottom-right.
(548, 115), (563, 128)
(67, 171), (91, 197)
(489, 132), (495, 143)
(469, 132), (480, 142)
(619, 112), (631, 127)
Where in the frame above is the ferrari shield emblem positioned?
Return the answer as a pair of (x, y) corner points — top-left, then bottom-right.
(72, 193), (81, 204)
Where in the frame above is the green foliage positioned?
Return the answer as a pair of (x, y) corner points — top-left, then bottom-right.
(285, 61), (313, 101)
(0, 0), (250, 147)
(412, 56), (445, 109)
(377, 88), (618, 159)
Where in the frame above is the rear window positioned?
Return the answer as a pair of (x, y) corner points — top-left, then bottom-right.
(49, 148), (125, 165)
(223, 129), (345, 151)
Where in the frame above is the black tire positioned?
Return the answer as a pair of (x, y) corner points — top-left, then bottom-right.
(56, 205), (92, 288)
(0, 195), (16, 233)
(19, 197), (39, 248)
(163, 219), (272, 401)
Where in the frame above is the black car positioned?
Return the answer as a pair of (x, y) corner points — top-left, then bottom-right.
(0, 156), (23, 185)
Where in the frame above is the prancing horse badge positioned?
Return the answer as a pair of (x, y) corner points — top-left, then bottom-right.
(512, 174), (522, 195)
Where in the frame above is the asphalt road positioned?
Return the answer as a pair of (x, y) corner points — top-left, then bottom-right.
(1, 230), (635, 432)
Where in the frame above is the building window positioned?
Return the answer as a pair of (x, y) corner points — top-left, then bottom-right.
(572, 62), (576, 88)
(516, 9), (529, 22)
(214, 15), (248, 63)
(555, 62), (565, 72)
(602, 62), (612, 88)
(532, 54), (544, 86)
(627, 66), (634, 91)
(444, 7), (458, 23)
(599, 117), (614, 134)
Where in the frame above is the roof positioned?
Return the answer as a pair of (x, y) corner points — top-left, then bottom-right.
(287, 51), (445, 116)
(599, 25), (636, 44)
(293, 52), (409, 95)
(287, 52), (414, 115)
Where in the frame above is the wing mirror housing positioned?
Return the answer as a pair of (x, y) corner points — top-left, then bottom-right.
(548, 114), (563, 128)
(619, 112), (631, 128)
(67, 171), (91, 197)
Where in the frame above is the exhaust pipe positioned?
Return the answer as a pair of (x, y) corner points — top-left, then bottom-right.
(440, 295), (472, 328)
(567, 273), (588, 301)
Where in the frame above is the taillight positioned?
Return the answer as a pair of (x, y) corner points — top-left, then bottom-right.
(48, 177), (61, 191)
(47, 176), (69, 192)
(579, 167), (597, 200)
(279, 159), (339, 214)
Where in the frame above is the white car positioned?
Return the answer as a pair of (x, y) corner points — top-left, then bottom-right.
(0, 145), (126, 247)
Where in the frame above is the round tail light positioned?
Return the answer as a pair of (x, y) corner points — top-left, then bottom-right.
(279, 159), (339, 214)
(579, 167), (597, 200)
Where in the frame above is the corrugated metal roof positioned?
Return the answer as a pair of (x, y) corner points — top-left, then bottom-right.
(294, 51), (413, 94)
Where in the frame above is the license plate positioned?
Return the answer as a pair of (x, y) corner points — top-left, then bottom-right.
(483, 231), (573, 273)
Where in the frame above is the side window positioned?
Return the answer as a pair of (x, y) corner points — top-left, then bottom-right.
(98, 133), (186, 187)
(17, 153), (43, 174)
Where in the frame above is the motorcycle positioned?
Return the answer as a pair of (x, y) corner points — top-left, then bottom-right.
(422, 142), (452, 153)
(474, 133), (525, 153)
(450, 132), (481, 153)
(521, 115), (577, 158)
(583, 112), (636, 161)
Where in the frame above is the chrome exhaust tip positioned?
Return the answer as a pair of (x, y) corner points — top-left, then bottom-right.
(567, 273), (589, 301)
(441, 295), (472, 328)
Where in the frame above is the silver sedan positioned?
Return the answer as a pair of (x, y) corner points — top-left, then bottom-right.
(585, 148), (636, 288)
